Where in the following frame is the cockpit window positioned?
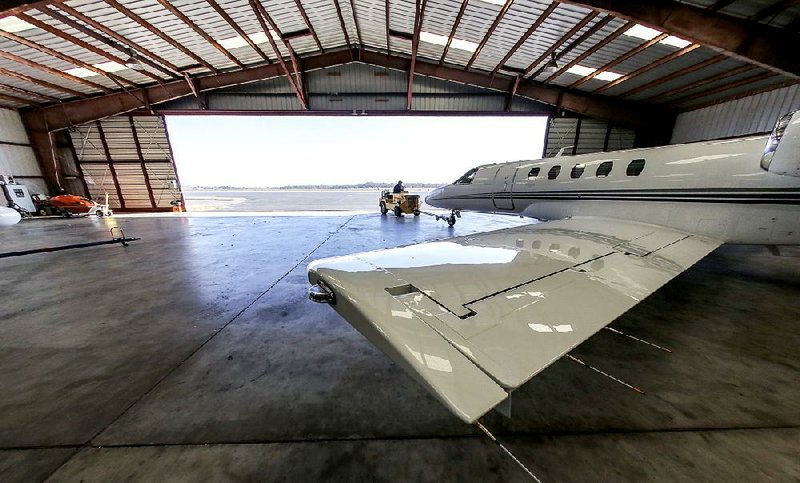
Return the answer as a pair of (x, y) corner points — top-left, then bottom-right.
(455, 168), (479, 184)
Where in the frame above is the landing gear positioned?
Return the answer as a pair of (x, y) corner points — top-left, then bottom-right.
(432, 209), (460, 227)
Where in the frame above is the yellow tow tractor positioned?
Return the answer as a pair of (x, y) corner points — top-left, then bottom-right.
(379, 189), (460, 226)
(380, 190), (420, 218)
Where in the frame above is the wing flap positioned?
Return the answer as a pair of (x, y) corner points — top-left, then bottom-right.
(309, 218), (721, 423)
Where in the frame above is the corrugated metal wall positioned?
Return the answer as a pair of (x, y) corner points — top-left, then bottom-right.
(671, 85), (800, 144)
(0, 109), (49, 196)
(543, 117), (636, 157)
(69, 115), (183, 211)
(158, 63), (552, 114)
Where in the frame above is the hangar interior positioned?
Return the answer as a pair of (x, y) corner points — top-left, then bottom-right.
(0, 0), (799, 481)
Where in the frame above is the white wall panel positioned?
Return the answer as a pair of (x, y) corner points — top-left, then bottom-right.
(671, 85), (800, 144)
(0, 110), (41, 182)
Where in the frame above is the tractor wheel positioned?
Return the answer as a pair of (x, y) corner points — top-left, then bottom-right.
(447, 215), (456, 227)
(380, 201), (388, 215)
(38, 208), (48, 216)
(96, 210), (104, 217)
(394, 205), (403, 217)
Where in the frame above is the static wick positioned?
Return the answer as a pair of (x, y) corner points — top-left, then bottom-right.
(565, 354), (645, 395)
(475, 420), (543, 483)
(604, 326), (672, 353)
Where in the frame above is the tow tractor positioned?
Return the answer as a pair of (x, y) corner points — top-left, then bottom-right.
(34, 193), (113, 217)
(379, 190), (460, 226)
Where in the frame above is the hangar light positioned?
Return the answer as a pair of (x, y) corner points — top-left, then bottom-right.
(0, 16), (36, 33)
(477, 0), (506, 5)
(420, 31), (478, 53)
(660, 36), (692, 48)
(65, 61), (127, 78)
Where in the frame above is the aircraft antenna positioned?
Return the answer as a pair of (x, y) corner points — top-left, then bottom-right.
(603, 326), (673, 353)
(475, 420), (543, 482)
(565, 354), (645, 395)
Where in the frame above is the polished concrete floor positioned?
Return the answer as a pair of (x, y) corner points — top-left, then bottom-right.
(0, 212), (798, 482)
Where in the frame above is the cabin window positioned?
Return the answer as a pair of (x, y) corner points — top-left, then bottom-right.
(548, 165), (561, 180)
(527, 167), (540, 179)
(626, 159), (646, 176)
(570, 164), (585, 179)
(455, 167), (479, 184)
(596, 161), (613, 177)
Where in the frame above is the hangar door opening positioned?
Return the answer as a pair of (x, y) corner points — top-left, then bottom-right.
(166, 115), (549, 212)
(69, 115), (185, 212)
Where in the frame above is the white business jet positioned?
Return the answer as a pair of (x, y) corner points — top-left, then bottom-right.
(308, 111), (800, 424)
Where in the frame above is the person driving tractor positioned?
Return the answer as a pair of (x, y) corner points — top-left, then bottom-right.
(393, 180), (404, 194)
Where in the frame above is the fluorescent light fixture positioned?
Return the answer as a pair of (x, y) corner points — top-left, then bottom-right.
(624, 24), (661, 41)
(477, 0), (506, 5)
(220, 31), (283, 49)
(420, 31), (478, 52)
(661, 35), (691, 48)
(0, 16), (36, 33)
(595, 71), (623, 81)
(566, 65), (596, 77)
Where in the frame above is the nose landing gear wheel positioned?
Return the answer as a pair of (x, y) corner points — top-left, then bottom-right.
(447, 214), (456, 226)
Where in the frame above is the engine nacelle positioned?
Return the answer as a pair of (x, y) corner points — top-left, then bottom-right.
(761, 110), (800, 177)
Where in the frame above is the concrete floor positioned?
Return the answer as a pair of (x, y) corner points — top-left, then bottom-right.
(0, 212), (798, 482)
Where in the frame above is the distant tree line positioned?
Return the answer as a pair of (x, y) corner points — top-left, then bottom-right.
(186, 182), (445, 190)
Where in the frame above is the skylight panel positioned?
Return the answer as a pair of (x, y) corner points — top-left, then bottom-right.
(219, 31), (282, 50)
(420, 31), (478, 52)
(624, 24), (661, 41)
(566, 65), (596, 77)
(595, 71), (623, 82)
(0, 16), (36, 33)
(64, 67), (95, 78)
(476, 0), (506, 5)
(96, 61), (126, 73)
(661, 35), (691, 48)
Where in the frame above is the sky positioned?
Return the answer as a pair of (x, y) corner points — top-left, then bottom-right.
(166, 115), (548, 187)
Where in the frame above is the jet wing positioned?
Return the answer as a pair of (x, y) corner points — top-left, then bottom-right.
(308, 217), (721, 423)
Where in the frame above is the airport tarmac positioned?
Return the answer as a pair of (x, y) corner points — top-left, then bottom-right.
(0, 213), (798, 482)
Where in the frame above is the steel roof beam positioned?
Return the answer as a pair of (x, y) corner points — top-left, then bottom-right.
(568, 32), (668, 88)
(0, 49), (110, 93)
(527, 13), (612, 79)
(439, 0), (469, 64)
(206, 0), (270, 63)
(670, 71), (777, 107)
(16, 12), (166, 84)
(0, 81), (58, 102)
(0, 66), (85, 97)
(0, 0), (62, 17)
(293, 0), (324, 51)
(154, 0), (244, 70)
(248, 0), (307, 109)
(0, 29), (138, 88)
(407, 0), (426, 110)
(646, 64), (756, 102)
(103, 0), (219, 74)
(53, 4), (181, 76)
(491, 1), (559, 75)
(543, 20), (632, 83)
(592, 43), (700, 94)
(332, 0), (352, 48)
(619, 54), (726, 98)
(21, 48), (666, 132)
(560, 0), (800, 79)
(349, 0), (362, 46)
(466, 0), (514, 69)
(524, 11), (603, 78)
(0, 89), (38, 106)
